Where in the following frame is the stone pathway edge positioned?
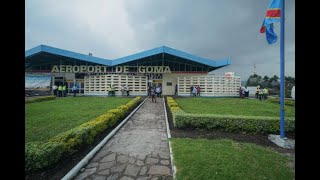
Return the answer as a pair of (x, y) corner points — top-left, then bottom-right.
(162, 96), (177, 179)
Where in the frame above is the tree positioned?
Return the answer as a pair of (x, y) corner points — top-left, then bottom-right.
(269, 75), (279, 89)
(262, 76), (270, 88)
(246, 74), (262, 86)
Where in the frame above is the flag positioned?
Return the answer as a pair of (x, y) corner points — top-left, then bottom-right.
(260, 0), (281, 44)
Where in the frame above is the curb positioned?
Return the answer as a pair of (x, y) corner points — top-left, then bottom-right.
(163, 96), (176, 179)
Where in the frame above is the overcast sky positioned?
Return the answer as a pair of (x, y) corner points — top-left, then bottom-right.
(25, 0), (295, 80)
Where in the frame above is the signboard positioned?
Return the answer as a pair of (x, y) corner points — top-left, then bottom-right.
(51, 65), (171, 74)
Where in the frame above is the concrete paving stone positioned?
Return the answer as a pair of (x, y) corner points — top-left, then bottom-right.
(124, 164), (141, 177)
(128, 156), (136, 164)
(92, 150), (112, 162)
(139, 166), (148, 176)
(101, 153), (117, 162)
(106, 174), (119, 180)
(86, 162), (99, 168)
(148, 165), (171, 175)
(91, 174), (107, 180)
(151, 152), (158, 158)
(97, 169), (110, 176)
(137, 154), (146, 161)
(160, 147), (169, 152)
(146, 157), (159, 165)
(136, 177), (149, 180)
(157, 151), (170, 159)
(110, 164), (127, 173)
(135, 159), (144, 166)
(160, 160), (170, 165)
(117, 154), (129, 164)
(98, 161), (116, 171)
(75, 167), (97, 180)
(119, 176), (134, 180)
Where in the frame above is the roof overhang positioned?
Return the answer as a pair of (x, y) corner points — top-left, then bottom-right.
(25, 45), (231, 69)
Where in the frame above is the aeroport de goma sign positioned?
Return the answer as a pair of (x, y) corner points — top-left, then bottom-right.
(51, 65), (171, 74)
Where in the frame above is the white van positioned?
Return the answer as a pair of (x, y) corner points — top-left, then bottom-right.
(291, 86), (295, 99)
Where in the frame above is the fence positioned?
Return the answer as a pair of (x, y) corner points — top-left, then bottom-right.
(84, 74), (148, 95)
(177, 75), (241, 96)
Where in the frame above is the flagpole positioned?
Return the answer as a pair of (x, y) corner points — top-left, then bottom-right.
(280, 0), (285, 138)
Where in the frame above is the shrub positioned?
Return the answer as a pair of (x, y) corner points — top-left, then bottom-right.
(25, 96), (142, 172)
(166, 97), (295, 134)
(25, 141), (64, 172)
(25, 96), (56, 104)
(268, 98), (295, 107)
(174, 113), (295, 134)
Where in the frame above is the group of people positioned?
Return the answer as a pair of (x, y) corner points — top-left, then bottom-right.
(239, 86), (249, 98)
(52, 84), (78, 97)
(52, 84), (68, 97)
(148, 85), (162, 103)
(190, 85), (201, 97)
(255, 85), (268, 101)
(120, 84), (130, 96)
(239, 85), (268, 100)
(53, 84), (79, 97)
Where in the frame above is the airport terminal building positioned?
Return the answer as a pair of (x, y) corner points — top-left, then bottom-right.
(25, 45), (240, 96)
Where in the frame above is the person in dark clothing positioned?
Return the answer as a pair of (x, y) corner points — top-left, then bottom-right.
(175, 84), (178, 96)
(151, 87), (156, 103)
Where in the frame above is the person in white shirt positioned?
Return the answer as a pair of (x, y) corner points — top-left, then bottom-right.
(72, 84), (78, 97)
(244, 86), (249, 97)
(52, 84), (58, 97)
(156, 86), (161, 98)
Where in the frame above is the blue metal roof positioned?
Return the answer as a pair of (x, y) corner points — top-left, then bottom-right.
(25, 45), (231, 68)
(25, 45), (111, 66)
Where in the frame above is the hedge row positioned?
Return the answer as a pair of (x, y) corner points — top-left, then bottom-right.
(25, 96), (141, 172)
(166, 97), (295, 134)
(25, 96), (56, 104)
(174, 113), (295, 134)
(268, 98), (295, 107)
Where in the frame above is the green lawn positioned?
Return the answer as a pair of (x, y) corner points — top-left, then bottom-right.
(25, 96), (132, 143)
(175, 98), (295, 117)
(171, 138), (294, 180)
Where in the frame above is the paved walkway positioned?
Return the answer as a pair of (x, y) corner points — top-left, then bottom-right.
(74, 97), (172, 180)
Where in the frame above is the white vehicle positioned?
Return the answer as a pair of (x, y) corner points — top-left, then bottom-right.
(291, 86), (295, 99)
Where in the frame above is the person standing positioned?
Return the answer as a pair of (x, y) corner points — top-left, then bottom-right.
(52, 84), (58, 97)
(264, 88), (268, 100)
(258, 87), (263, 101)
(196, 85), (201, 96)
(244, 86), (249, 97)
(156, 85), (161, 98)
(58, 84), (63, 97)
(125, 85), (130, 96)
(62, 84), (67, 97)
(255, 85), (260, 99)
(111, 85), (115, 96)
(190, 85), (193, 97)
(151, 87), (156, 103)
(192, 86), (197, 97)
(148, 85), (152, 97)
(120, 84), (125, 96)
(175, 84), (178, 96)
(239, 86), (244, 98)
(72, 84), (78, 97)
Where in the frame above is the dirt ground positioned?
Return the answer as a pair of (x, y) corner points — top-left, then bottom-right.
(25, 97), (295, 179)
